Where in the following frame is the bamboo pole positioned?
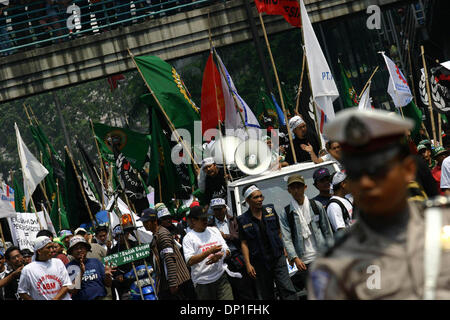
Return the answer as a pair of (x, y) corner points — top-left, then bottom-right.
(64, 146), (98, 227)
(127, 48), (200, 174)
(90, 119), (107, 210)
(27, 184), (43, 230)
(258, 13), (297, 163)
(358, 66), (379, 100)
(212, 48), (249, 136)
(56, 179), (62, 232)
(406, 42), (430, 140)
(421, 45), (438, 146)
(115, 204), (145, 301)
(207, 12), (230, 183)
(123, 192), (158, 299)
(0, 219), (6, 250)
(295, 52), (307, 115)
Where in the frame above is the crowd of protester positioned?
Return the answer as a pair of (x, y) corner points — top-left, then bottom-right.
(2, 112), (450, 300)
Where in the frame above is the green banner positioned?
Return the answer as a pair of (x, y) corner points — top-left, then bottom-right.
(103, 243), (151, 267)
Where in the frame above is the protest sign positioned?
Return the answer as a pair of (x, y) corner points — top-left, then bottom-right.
(103, 243), (150, 267)
(8, 211), (49, 250)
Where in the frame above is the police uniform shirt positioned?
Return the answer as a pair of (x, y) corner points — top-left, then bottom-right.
(307, 201), (450, 300)
(238, 205), (280, 262)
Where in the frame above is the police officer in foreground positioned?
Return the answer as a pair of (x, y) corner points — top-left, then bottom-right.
(237, 185), (298, 300)
(307, 108), (450, 300)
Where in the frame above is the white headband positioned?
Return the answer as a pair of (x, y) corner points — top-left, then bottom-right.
(157, 207), (171, 219)
(244, 185), (260, 199)
(289, 116), (305, 131)
(202, 157), (215, 167)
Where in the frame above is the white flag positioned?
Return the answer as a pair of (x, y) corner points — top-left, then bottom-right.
(15, 123), (49, 208)
(214, 49), (260, 135)
(381, 52), (413, 107)
(0, 187), (15, 219)
(358, 82), (372, 110)
(300, 0), (339, 122)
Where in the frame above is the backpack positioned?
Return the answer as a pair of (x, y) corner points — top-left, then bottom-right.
(284, 200), (320, 243)
(325, 197), (353, 232)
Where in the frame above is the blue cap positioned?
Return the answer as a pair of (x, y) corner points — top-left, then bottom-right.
(139, 208), (158, 222)
(313, 167), (331, 182)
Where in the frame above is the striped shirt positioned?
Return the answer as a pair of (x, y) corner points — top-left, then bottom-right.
(151, 226), (190, 293)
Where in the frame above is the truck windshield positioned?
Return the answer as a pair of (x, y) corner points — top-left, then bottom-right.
(236, 163), (337, 216)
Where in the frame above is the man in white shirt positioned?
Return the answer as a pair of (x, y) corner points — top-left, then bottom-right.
(182, 205), (233, 300)
(440, 155), (450, 196)
(18, 236), (72, 300)
(326, 172), (354, 232)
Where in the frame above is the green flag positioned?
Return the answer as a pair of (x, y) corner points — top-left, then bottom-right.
(254, 92), (281, 128)
(338, 60), (358, 108)
(402, 100), (423, 143)
(135, 55), (200, 137)
(13, 175), (26, 212)
(29, 125), (57, 203)
(93, 122), (151, 170)
(149, 107), (181, 205)
(50, 189), (70, 234)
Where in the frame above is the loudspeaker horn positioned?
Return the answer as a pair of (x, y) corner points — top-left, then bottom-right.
(234, 139), (272, 175)
(211, 136), (243, 166)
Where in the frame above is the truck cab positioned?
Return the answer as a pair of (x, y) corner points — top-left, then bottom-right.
(226, 161), (340, 217)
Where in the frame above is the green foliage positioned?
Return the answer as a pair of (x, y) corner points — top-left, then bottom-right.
(0, 28), (305, 184)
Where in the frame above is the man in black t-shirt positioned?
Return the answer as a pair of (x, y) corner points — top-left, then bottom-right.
(199, 157), (228, 207)
(282, 116), (321, 166)
(1, 246), (24, 300)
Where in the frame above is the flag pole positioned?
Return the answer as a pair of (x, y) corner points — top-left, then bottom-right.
(90, 119), (107, 210)
(358, 66), (379, 100)
(56, 179), (62, 232)
(212, 48), (249, 135)
(258, 13), (297, 163)
(64, 146), (98, 227)
(127, 49), (200, 174)
(0, 222), (6, 250)
(27, 185), (44, 230)
(297, 1), (324, 150)
(421, 45), (438, 146)
(115, 205), (145, 300)
(208, 11), (230, 183)
(122, 191), (158, 299)
(406, 41), (430, 140)
(295, 52), (307, 115)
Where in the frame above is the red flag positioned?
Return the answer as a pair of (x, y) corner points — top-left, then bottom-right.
(201, 52), (225, 136)
(255, 0), (301, 28)
(107, 74), (125, 91)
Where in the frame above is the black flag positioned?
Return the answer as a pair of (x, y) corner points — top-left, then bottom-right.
(113, 143), (149, 214)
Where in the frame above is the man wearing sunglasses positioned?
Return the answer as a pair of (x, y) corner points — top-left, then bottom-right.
(308, 108), (450, 299)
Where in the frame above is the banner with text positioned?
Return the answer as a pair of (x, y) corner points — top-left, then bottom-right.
(254, 0), (301, 28)
(7, 211), (49, 250)
(103, 243), (151, 267)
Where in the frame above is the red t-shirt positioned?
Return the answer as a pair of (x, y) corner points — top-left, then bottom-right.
(432, 165), (444, 195)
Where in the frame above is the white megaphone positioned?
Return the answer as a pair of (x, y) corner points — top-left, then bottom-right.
(234, 139), (272, 175)
(211, 135), (243, 166)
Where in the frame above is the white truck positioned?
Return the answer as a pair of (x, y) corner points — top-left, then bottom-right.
(226, 161), (340, 217)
